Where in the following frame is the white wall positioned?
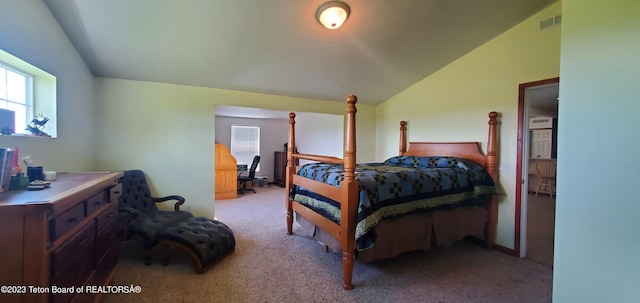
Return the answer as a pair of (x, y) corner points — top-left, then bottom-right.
(553, 0), (640, 301)
(0, 0), (96, 172)
(295, 112), (344, 166)
(215, 115), (289, 183)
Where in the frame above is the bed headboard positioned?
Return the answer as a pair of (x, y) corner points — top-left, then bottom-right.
(398, 112), (498, 181)
(403, 142), (487, 167)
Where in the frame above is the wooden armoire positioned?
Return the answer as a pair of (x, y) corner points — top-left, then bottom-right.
(274, 151), (299, 187)
(274, 151), (287, 187)
(215, 143), (237, 199)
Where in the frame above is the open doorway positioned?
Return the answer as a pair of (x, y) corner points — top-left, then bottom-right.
(515, 77), (558, 267)
(213, 106), (344, 201)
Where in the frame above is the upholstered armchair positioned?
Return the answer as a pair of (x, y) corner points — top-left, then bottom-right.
(118, 170), (193, 264)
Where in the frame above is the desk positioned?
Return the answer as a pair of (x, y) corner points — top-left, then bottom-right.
(215, 144), (237, 200)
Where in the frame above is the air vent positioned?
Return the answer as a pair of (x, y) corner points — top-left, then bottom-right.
(540, 14), (562, 30)
(554, 15), (562, 25)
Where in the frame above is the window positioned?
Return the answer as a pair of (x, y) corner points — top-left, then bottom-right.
(231, 125), (260, 171)
(0, 49), (56, 138)
(0, 62), (33, 135)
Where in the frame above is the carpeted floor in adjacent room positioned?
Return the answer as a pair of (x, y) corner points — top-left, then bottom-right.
(526, 193), (556, 268)
(102, 185), (552, 303)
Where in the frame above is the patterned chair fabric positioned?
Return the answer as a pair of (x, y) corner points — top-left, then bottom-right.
(118, 169), (193, 264)
(159, 217), (236, 273)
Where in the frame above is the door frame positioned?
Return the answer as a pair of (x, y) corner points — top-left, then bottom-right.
(514, 77), (559, 257)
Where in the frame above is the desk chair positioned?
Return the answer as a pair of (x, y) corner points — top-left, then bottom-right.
(535, 160), (556, 198)
(238, 155), (260, 194)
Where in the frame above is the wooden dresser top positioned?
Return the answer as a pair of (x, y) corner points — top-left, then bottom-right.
(0, 172), (123, 215)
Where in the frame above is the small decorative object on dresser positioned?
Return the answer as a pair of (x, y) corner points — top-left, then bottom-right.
(25, 113), (51, 137)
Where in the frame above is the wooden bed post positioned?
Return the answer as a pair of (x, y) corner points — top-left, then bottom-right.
(399, 121), (407, 155)
(341, 94), (358, 290)
(485, 111), (499, 250)
(286, 112), (296, 235)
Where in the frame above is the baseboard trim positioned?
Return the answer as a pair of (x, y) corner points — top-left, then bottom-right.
(466, 237), (518, 257)
(493, 243), (518, 257)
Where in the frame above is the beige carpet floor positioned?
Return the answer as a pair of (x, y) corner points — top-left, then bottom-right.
(103, 185), (552, 303)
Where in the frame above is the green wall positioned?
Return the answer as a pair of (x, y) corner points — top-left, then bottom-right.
(553, 0), (640, 301)
(94, 78), (377, 217)
(10, 1), (640, 299)
(376, 2), (562, 248)
(0, 0), (96, 172)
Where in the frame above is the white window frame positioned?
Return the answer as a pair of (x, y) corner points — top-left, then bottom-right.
(0, 61), (34, 135)
(230, 125), (261, 171)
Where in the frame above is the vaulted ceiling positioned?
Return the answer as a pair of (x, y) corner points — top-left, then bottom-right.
(45, 0), (556, 105)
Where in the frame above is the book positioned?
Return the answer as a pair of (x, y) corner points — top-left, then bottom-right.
(0, 148), (14, 192)
(0, 148), (6, 193)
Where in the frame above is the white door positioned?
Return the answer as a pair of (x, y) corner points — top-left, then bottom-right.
(530, 129), (552, 159)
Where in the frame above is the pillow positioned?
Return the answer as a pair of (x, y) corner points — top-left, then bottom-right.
(384, 155), (483, 171)
(456, 161), (470, 170)
(383, 155), (417, 167)
(436, 157), (450, 167)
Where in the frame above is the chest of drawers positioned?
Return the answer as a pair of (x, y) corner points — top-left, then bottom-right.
(0, 172), (123, 303)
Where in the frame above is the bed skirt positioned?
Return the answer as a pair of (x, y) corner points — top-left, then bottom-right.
(295, 206), (488, 263)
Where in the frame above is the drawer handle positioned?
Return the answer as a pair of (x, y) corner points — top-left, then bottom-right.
(94, 201), (102, 205)
(112, 190), (121, 195)
(67, 217), (77, 223)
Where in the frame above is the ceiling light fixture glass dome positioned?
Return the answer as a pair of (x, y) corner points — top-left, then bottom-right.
(316, 1), (350, 29)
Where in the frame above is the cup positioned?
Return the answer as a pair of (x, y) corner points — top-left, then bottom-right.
(27, 166), (44, 182)
(44, 171), (57, 181)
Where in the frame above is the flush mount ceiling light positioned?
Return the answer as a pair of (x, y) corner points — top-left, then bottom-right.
(316, 1), (350, 29)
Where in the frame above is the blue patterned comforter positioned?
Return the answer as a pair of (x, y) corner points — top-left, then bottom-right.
(290, 156), (497, 250)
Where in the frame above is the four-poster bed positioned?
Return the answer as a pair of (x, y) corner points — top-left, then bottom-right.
(285, 94), (499, 290)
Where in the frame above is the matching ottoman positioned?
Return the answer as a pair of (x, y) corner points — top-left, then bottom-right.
(159, 217), (236, 274)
